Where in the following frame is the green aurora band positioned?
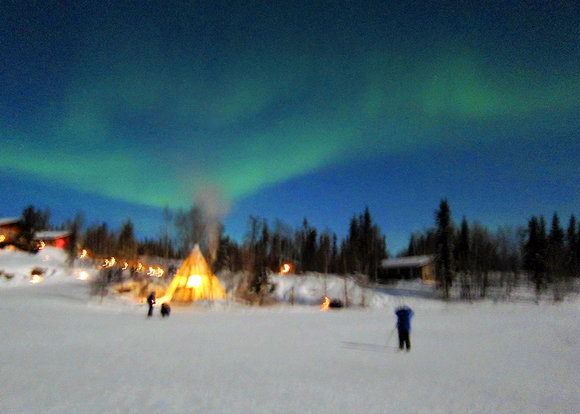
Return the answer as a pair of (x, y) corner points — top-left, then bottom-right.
(1, 2), (578, 210)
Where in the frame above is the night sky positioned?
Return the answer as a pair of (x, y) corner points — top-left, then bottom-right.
(1, 1), (578, 253)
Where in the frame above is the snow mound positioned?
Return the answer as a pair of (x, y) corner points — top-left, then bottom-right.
(0, 246), (73, 287)
(271, 273), (425, 309)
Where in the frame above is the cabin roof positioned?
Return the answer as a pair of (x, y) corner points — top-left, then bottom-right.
(34, 231), (71, 240)
(0, 217), (21, 226)
(382, 255), (435, 269)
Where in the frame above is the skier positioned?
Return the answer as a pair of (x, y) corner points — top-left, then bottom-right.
(146, 291), (156, 318)
(395, 305), (414, 351)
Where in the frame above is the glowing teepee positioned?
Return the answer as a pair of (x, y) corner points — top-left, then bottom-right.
(160, 244), (226, 303)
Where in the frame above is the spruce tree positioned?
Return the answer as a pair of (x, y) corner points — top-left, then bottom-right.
(330, 234), (339, 274)
(20, 205), (50, 244)
(565, 215), (578, 278)
(300, 218), (317, 272)
(456, 217), (471, 273)
(318, 232), (331, 274)
(470, 222), (496, 297)
(525, 216), (548, 295)
(455, 217), (471, 299)
(435, 199), (454, 299)
(117, 220), (138, 260)
(65, 213), (84, 266)
(407, 234), (418, 256)
(548, 213), (565, 299)
(341, 208), (387, 278)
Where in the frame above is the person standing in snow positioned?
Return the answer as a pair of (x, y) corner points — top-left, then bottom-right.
(395, 305), (414, 351)
(146, 291), (156, 318)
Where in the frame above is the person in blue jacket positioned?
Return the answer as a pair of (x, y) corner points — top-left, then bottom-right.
(395, 305), (414, 351)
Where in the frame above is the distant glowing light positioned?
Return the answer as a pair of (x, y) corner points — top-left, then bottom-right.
(281, 263), (292, 274)
(146, 266), (165, 277)
(321, 296), (330, 311)
(186, 275), (202, 288)
(122, 262), (128, 270)
(0, 234), (6, 242)
(38, 241), (46, 250)
(55, 238), (66, 249)
(103, 257), (116, 268)
(79, 249), (88, 258)
(30, 274), (43, 284)
(77, 271), (90, 281)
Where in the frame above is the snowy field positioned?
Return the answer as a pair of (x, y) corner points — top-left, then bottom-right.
(1, 248), (579, 413)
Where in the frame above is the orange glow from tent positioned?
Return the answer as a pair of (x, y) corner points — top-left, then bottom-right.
(281, 263), (292, 274)
(0, 234), (6, 242)
(321, 297), (330, 311)
(155, 295), (170, 305)
(186, 275), (203, 288)
(55, 238), (66, 248)
(161, 244), (227, 304)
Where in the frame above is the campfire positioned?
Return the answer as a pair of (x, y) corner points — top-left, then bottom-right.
(280, 263), (292, 274)
(30, 274), (43, 284)
(30, 267), (44, 284)
(77, 271), (90, 281)
(150, 266), (164, 277)
(320, 297), (343, 310)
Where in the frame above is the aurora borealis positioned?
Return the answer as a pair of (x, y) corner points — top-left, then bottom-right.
(1, 1), (578, 252)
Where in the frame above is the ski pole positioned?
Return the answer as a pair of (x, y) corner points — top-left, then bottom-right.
(385, 325), (397, 346)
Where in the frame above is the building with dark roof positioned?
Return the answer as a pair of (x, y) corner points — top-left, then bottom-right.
(381, 255), (435, 282)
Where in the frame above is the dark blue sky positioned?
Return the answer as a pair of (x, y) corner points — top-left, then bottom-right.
(1, 1), (578, 253)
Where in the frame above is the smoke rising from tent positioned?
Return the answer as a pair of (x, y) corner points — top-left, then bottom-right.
(194, 188), (229, 266)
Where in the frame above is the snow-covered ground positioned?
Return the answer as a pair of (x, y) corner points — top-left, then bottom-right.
(1, 248), (578, 413)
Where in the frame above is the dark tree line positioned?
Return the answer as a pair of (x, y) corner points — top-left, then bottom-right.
(8, 205), (388, 282)
(12, 202), (578, 302)
(215, 208), (388, 295)
(341, 208), (388, 281)
(524, 213), (580, 299)
(407, 200), (579, 299)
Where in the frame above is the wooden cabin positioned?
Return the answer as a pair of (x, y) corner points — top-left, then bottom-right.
(381, 255), (435, 282)
(0, 217), (22, 243)
(33, 231), (72, 249)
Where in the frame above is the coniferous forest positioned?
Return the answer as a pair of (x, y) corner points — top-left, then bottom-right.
(6, 200), (579, 301)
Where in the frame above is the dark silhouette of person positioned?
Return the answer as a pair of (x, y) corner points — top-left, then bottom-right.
(395, 305), (414, 351)
(160, 303), (171, 318)
(146, 292), (156, 318)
